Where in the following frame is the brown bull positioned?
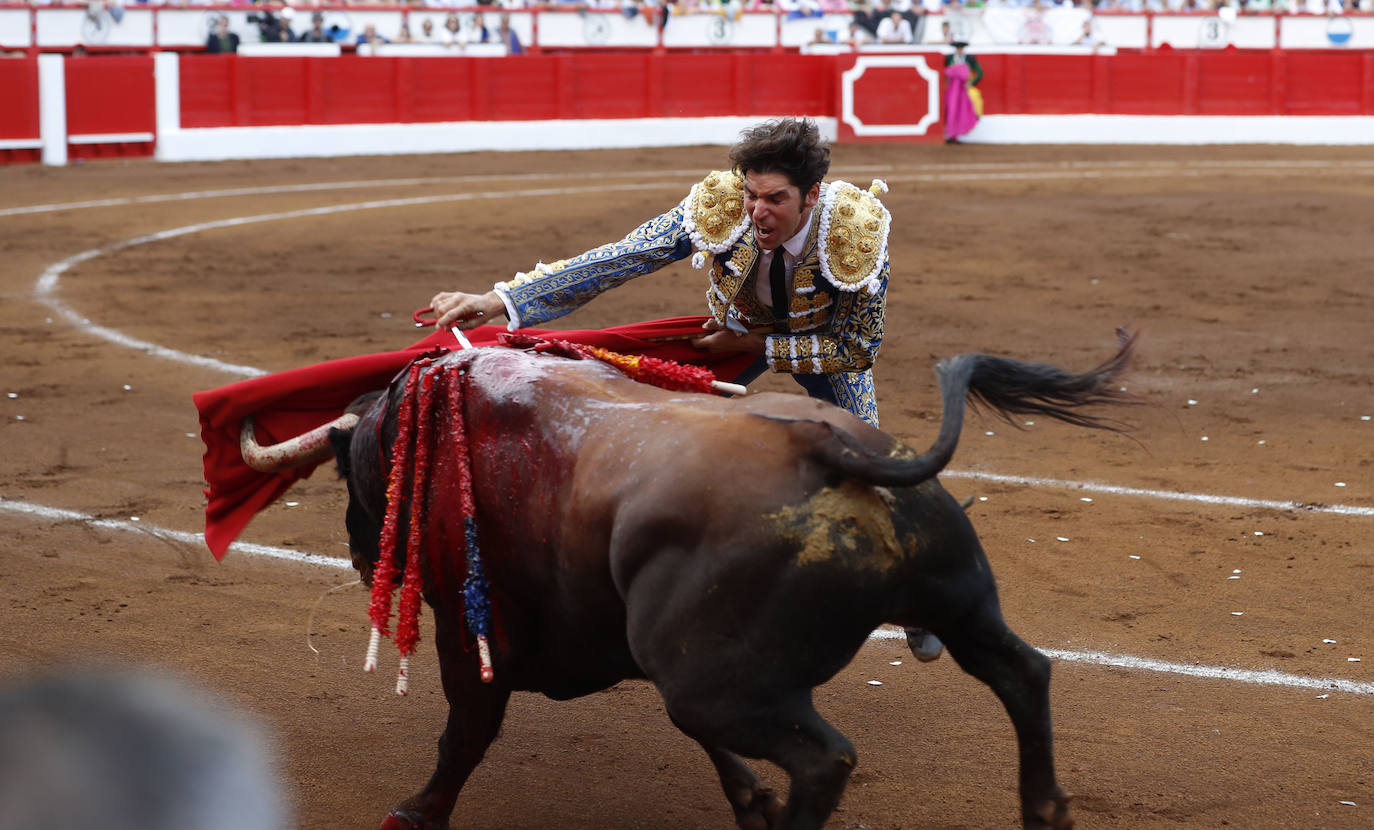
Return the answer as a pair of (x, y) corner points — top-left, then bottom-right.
(279, 333), (1133, 830)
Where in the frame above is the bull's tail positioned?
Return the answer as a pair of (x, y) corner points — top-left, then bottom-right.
(817, 329), (1137, 487)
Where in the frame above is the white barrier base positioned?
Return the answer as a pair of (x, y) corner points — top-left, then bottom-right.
(965, 114), (1374, 146)
(153, 117), (842, 163)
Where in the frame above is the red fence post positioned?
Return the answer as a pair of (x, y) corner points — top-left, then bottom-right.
(232, 56), (251, 126)
(1181, 51), (1199, 115)
(646, 52), (664, 118)
(1363, 53), (1374, 115)
(1091, 53), (1110, 113)
(395, 58), (415, 124)
(1270, 49), (1286, 115)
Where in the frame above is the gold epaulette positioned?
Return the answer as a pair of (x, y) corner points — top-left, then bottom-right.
(817, 180), (891, 294)
(683, 170), (749, 268)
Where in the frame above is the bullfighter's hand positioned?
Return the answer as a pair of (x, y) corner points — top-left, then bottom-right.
(691, 328), (767, 355)
(431, 290), (506, 329)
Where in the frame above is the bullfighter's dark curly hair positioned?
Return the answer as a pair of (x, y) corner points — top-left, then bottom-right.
(729, 118), (831, 193)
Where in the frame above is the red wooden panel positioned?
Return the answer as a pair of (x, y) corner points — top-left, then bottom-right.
(408, 59), (475, 123)
(179, 55), (236, 128)
(973, 53), (1009, 115)
(747, 53), (831, 115)
(850, 65), (935, 128)
(483, 55), (559, 121)
(1364, 53), (1374, 114)
(318, 57), (402, 124)
(0, 59), (39, 140)
(1284, 52), (1363, 115)
(65, 56), (155, 136)
(1018, 55), (1093, 114)
(660, 54), (738, 117)
(1107, 53), (1183, 114)
(567, 52), (649, 119)
(238, 57), (309, 126)
(1197, 51), (1272, 115)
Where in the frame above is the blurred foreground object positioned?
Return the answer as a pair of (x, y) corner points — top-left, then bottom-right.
(0, 669), (287, 830)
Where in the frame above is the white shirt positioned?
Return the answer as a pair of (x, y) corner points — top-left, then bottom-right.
(755, 211), (814, 310)
(875, 16), (915, 43)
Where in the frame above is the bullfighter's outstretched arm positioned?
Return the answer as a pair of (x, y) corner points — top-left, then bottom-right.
(494, 203), (696, 329)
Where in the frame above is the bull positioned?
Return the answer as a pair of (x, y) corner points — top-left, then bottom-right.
(245, 331), (1135, 830)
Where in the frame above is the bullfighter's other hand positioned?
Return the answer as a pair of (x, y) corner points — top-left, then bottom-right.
(430, 290), (506, 330)
(691, 327), (767, 355)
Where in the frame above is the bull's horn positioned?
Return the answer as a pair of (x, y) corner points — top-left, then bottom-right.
(239, 412), (360, 473)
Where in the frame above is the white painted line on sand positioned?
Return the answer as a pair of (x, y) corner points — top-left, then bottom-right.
(31, 181), (684, 379)
(8, 159), (1372, 217)
(0, 495), (351, 571)
(4, 495), (1369, 697)
(942, 470), (1374, 518)
(867, 628), (1374, 697)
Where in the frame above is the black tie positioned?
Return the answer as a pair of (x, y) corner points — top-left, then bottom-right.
(769, 250), (789, 333)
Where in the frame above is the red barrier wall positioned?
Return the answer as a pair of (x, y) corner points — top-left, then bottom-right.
(978, 49), (1374, 117)
(173, 50), (1371, 132)
(0, 58), (40, 139)
(3, 50), (1372, 164)
(176, 52), (839, 128)
(65, 56), (156, 135)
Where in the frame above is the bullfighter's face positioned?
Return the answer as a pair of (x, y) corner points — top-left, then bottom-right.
(743, 171), (819, 252)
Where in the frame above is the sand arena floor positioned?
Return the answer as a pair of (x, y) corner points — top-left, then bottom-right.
(1, 144), (1371, 829)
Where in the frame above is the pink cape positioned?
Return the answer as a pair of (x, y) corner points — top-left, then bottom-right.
(193, 317), (757, 559)
(944, 62), (980, 140)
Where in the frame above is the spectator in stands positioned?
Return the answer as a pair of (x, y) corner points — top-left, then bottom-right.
(875, 9), (915, 41)
(889, 0), (924, 41)
(395, 22), (415, 43)
(356, 23), (389, 47)
(943, 41), (982, 143)
(1074, 17), (1101, 47)
(488, 14), (524, 53)
(441, 12), (467, 48)
(851, 0), (882, 38)
(847, 18), (875, 45)
(299, 12), (333, 43)
(274, 8), (295, 43)
(417, 17), (440, 43)
(205, 15), (239, 54)
(778, 0), (825, 19)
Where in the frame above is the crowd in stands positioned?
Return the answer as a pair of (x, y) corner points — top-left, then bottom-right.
(20, 0), (1371, 11)
(209, 7), (526, 51)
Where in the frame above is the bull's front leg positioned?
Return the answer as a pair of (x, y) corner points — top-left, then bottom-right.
(939, 609), (1073, 830)
(380, 615), (511, 830)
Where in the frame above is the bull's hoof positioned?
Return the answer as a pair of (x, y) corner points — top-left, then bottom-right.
(380, 809), (444, 830)
(731, 786), (783, 830)
(1026, 791), (1074, 830)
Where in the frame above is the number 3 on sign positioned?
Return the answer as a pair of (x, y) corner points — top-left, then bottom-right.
(1198, 17), (1229, 49)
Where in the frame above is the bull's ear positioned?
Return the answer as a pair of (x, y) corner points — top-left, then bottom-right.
(329, 426), (355, 478)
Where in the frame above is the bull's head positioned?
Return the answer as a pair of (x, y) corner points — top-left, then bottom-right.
(238, 391), (388, 581)
(327, 391), (390, 583)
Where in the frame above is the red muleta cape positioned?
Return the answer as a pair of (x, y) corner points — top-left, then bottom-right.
(194, 317), (756, 559)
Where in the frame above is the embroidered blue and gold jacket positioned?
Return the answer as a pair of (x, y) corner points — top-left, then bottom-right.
(494, 171), (892, 425)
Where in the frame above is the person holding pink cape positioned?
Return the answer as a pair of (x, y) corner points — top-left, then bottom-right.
(943, 41), (983, 144)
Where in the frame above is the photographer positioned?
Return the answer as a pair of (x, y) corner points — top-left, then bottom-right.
(204, 15), (239, 53)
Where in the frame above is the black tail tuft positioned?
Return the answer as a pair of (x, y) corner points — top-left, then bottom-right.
(949, 327), (1137, 433)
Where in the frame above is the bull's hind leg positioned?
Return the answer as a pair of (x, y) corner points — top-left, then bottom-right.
(940, 606), (1073, 830)
(380, 617), (511, 830)
(666, 693), (856, 830)
(695, 744), (783, 830)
